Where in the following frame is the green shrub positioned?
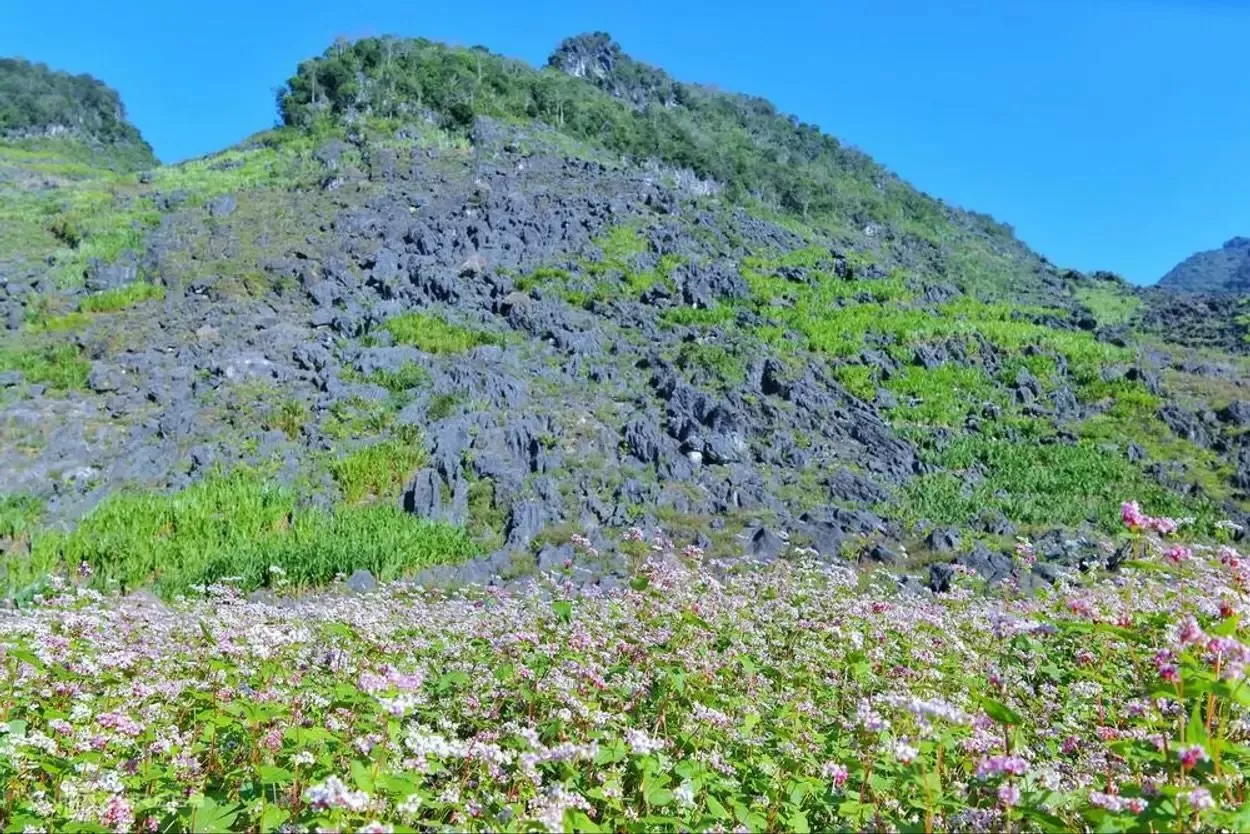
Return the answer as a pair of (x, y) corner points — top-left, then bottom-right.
(898, 434), (1211, 532)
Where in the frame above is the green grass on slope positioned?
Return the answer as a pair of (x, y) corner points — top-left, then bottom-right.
(3, 469), (476, 599)
(0, 120), (464, 287)
(899, 432), (1215, 533)
(384, 312), (503, 353)
(0, 343), (89, 390)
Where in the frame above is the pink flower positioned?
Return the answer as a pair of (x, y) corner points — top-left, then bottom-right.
(1164, 546), (1191, 565)
(101, 795), (134, 833)
(1122, 501), (1145, 530)
(1177, 616), (1205, 648)
(998, 783), (1021, 807)
(1178, 745), (1208, 769)
(976, 754), (1029, 779)
(822, 762), (849, 788)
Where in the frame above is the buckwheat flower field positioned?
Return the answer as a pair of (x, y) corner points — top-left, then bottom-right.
(5, 504), (1250, 832)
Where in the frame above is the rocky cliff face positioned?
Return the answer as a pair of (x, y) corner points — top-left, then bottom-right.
(2, 36), (1250, 599)
(1158, 237), (1250, 294)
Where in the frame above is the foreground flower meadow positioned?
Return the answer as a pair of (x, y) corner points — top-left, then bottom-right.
(5, 506), (1250, 832)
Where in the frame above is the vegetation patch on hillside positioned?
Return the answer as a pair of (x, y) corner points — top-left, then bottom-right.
(2, 468), (475, 599)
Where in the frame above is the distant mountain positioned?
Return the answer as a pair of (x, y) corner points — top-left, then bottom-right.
(0, 57), (156, 170)
(1157, 237), (1250, 294)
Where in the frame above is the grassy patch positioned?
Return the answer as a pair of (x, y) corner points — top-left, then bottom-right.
(322, 396), (395, 441)
(0, 343), (89, 390)
(1074, 283), (1143, 326)
(897, 433), (1212, 532)
(78, 281), (165, 313)
(675, 341), (749, 388)
(6, 468), (474, 598)
(331, 431), (427, 504)
(883, 365), (1004, 427)
(360, 362), (431, 394)
(384, 313), (501, 354)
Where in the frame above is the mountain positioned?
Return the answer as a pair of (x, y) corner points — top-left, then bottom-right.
(0, 58), (156, 171)
(1, 34), (1249, 602)
(1157, 236), (1250, 294)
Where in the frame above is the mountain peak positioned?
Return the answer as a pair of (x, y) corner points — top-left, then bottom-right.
(0, 57), (156, 170)
(547, 32), (677, 108)
(1157, 236), (1250, 293)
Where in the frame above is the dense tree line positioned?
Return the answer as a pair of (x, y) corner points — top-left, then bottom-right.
(0, 58), (155, 166)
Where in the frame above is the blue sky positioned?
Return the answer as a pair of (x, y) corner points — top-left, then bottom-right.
(4, 0), (1247, 285)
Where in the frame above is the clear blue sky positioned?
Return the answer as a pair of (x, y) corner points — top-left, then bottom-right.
(4, 0), (1248, 285)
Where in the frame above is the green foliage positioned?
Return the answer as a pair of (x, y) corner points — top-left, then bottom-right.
(0, 343), (89, 390)
(8, 468), (474, 597)
(383, 313), (502, 354)
(267, 399), (310, 440)
(0, 58), (156, 170)
(0, 495), (44, 539)
(6, 521), (1250, 831)
(360, 362), (431, 394)
(78, 281), (165, 313)
(331, 433), (427, 504)
(466, 477), (507, 549)
(899, 433), (1211, 532)
(322, 396), (395, 441)
(832, 365), (877, 401)
(1073, 283), (1143, 326)
(426, 393), (462, 422)
(883, 365), (1004, 427)
(675, 341), (748, 388)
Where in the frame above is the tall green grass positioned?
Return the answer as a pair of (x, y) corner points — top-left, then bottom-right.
(5, 469), (475, 598)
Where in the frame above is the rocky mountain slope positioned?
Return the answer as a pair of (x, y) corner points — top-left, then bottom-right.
(2, 33), (1250, 600)
(1157, 236), (1250, 294)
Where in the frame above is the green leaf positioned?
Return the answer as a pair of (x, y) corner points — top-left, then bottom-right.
(646, 786), (674, 807)
(982, 697), (1022, 725)
(629, 575), (650, 591)
(1186, 700), (1210, 747)
(552, 599), (573, 623)
(260, 805), (290, 833)
(188, 798), (240, 832)
(8, 648), (43, 669)
(566, 809), (602, 832)
(789, 810), (811, 833)
(706, 795), (730, 819)
(1019, 806), (1070, 833)
(1211, 614), (1240, 637)
(351, 759), (375, 792)
(258, 766), (293, 785)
